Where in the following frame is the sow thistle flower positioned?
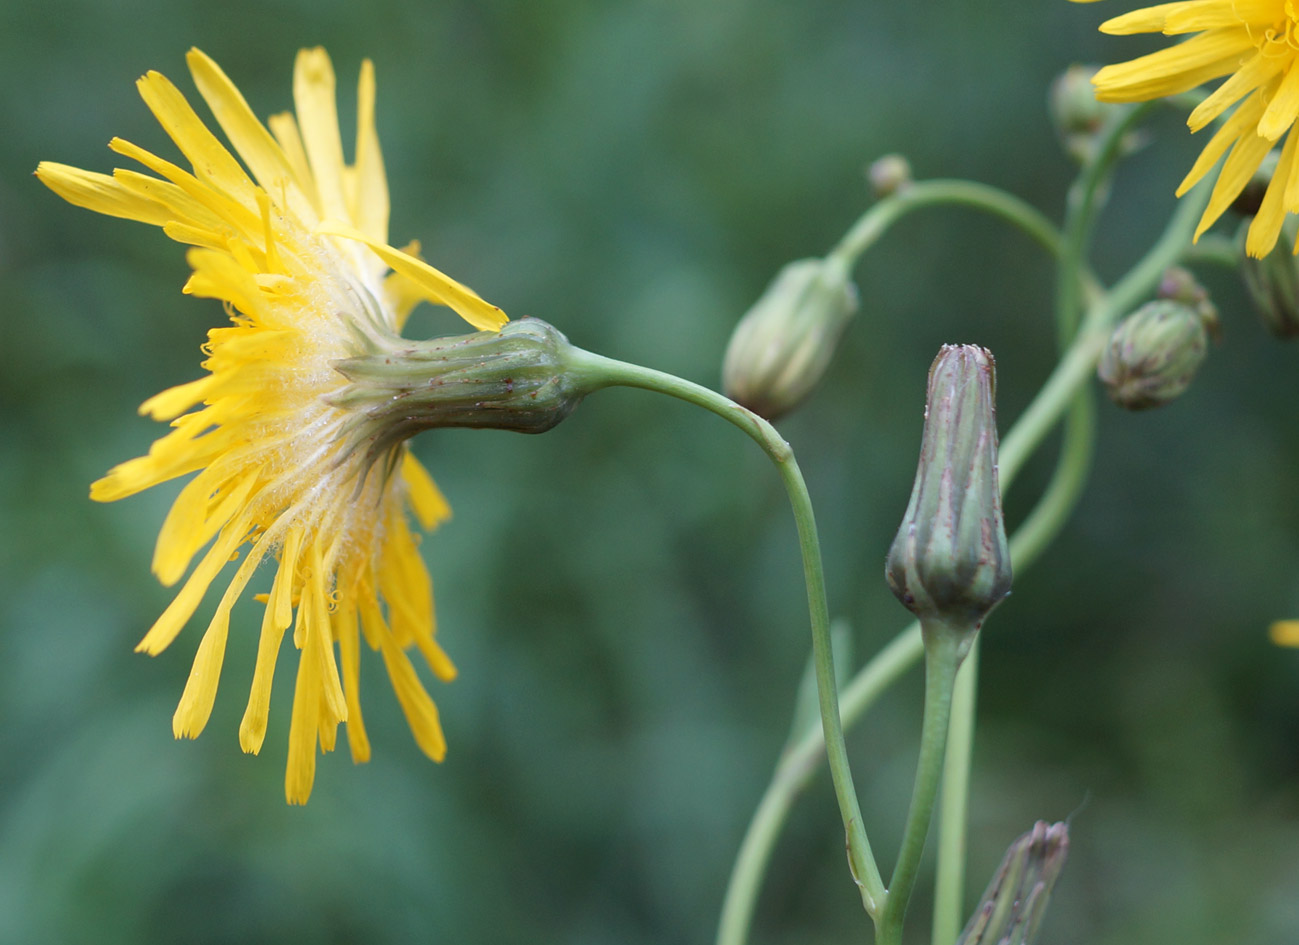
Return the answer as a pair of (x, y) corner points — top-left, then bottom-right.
(37, 48), (517, 803)
(1073, 0), (1299, 256)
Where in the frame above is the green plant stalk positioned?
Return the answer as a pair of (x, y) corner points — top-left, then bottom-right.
(931, 638), (978, 945)
(876, 628), (964, 945)
(1056, 102), (1154, 342)
(930, 388), (1096, 945)
(715, 178), (1210, 945)
(564, 349), (888, 918)
(829, 180), (1065, 269)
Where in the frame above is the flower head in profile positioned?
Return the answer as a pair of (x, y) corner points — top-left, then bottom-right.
(38, 48), (507, 803)
(1074, 1), (1299, 256)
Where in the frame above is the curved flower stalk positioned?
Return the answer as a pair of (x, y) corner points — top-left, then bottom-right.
(37, 48), (507, 803)
(1073, 0), (1299, 257)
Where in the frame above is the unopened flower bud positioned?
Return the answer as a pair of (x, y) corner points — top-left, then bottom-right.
(1241, 218), (1299, 338)
(1050, 64), (1145, 164)
(1157, 266), (1218, 331)
(722, 256), (858, 419)
(1097, 301), (1209, 410)
(868, 154), (913, 198)
(330, 317), (587, 470)
(886, 346), (1012, 644)
(957, 821), (1069, 945)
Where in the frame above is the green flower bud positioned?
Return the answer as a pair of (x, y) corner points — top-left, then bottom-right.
(1241, 218), (1299, 338)
(868, 153), (913, 198)
(1097, 300), (1209, 410)
(957, 821), (1069, 945)
(722, 256), (858, 420)
(1050, 64), (1145, 164)
(1157, 266), (1218, 332)
(329, 317), (587, 470)
(886, 345), (1012, 644)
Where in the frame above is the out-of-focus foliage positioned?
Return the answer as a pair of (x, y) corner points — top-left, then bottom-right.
(3, 2), (1298, 943)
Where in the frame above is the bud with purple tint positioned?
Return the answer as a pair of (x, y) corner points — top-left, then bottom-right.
(886, 345), (1012, 651)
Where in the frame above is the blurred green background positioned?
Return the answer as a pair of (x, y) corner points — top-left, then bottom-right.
(4, 1), (1299, 943)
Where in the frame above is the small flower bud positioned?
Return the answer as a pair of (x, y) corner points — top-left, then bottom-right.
(1050, 65), (1146, 164)
(1241, 218), (1299, 338)
(722, 256), (858, 420)
(886, 346), (1012, 643)
(1157, 266), (1218, 328)
(868, 153), (913, 198)
(330, 317), (587, 470)
(957, 821), (1069, 945)
(1097, 301), (1209, 410)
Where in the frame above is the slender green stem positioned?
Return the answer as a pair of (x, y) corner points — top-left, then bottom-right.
(931, 639), (978, 945)
(564, 349), (887, 918)
(1182, 233), (1239, 269)
(829, 179), (1065, 267)
(929, 387), (1096, 945)
(877, 629), (964, 945)
(1056, 102), (1154, 343)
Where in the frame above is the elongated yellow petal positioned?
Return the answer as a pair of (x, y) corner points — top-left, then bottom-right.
(135, 70), (259, 208)
(1259, 62), (1299, 141)
(35, 163), (172, 226)
(294, 48), (349, 223)
(136, 504), (254, 655)
(1187, 48), (1284, 132)
(285, 601), (322, 805)
(317, 219), (508, 331)
(336, 601), (371, 763)
(1176, 87), (1269, 195)
(172, 528), (274, 737)
(185, 48), (318, 226)
(240, 525), (304, 754)
(1246, 128), (1299, 256)
(401, 450), (452, 530)
(1092, 28), (1254, 101)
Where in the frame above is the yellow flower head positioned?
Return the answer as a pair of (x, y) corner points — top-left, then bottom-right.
(1074, 0), (1299, 256)
(37, 48), (507, 803)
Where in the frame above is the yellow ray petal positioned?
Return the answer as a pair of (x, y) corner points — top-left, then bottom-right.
(285, 600), (322, 805)
(336, 601), (372, 763)
(35, 162), (173, 227)
(317, 219), (508, 331)
(401, 450), (452, 530)
(136, 503), (254, 655)
(1271, 620), (1299, 646)
(1259, 63), (1299, 142)
(1245, 128), (1299, 256)
(240, 525), (304, 754)
(185, 48), (318, 226)
(1177, 87), (1269, 195)
(135, 69), (259, 207)
(1194, 114), (1274, 239)
(293, 48), (349, 223)
(172, 527), (274, 737)
(350, 59), (390, 244)
(1187, 48), (1284, 132)
(1092, 28), (1255, 102)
